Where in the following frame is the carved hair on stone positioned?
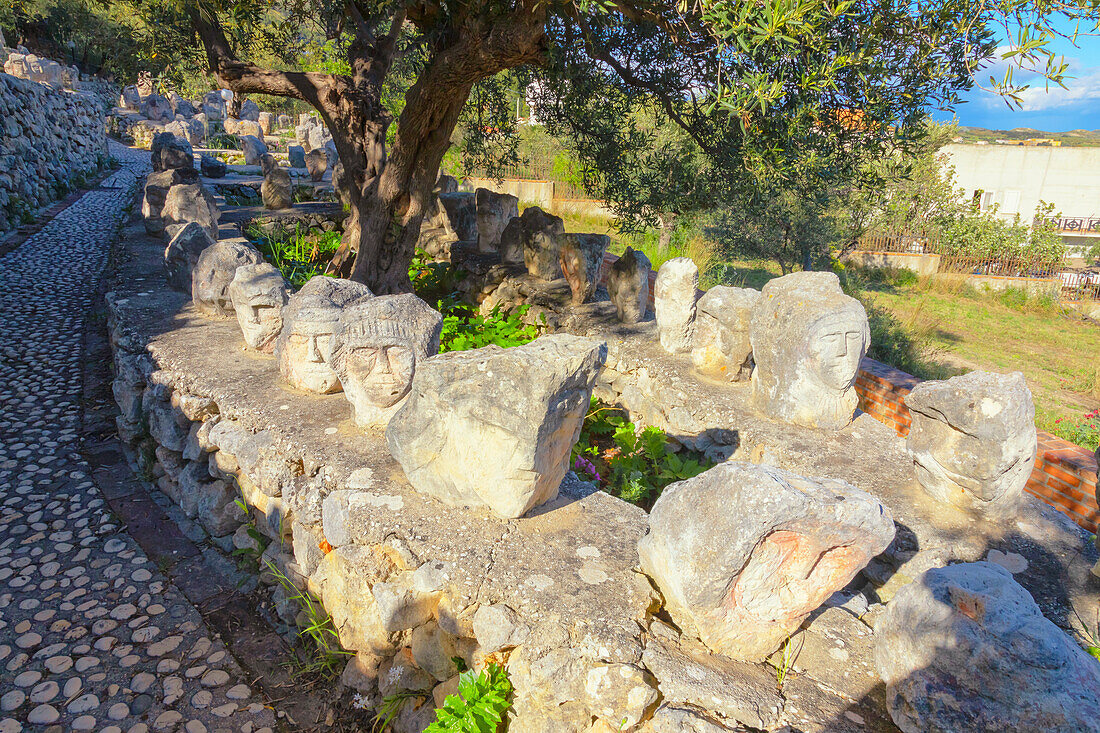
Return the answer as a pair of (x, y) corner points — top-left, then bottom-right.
(274, 277), (374, 394)
(330, 294), (443, 427)
(228, 263), (289, 352)
(749, 272), (869, 430)
(638, 461), (894, 662)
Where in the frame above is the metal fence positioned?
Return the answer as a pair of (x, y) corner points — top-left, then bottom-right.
(856, 229), (939, 254)
(1049, 216), (1100, 234)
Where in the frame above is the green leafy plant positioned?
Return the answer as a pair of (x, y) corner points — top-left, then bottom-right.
(572, 397), (713, 508)
(231, 498), (269, 574)
(245, 223), (343, 288)
(769, 635), (803, 690)
(426, 663), (513, 732)
(263, 559), (351, 679)
(1050, 409), (1100, 452)
(374, 689), (431, 732)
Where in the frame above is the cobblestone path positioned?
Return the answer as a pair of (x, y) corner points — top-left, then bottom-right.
(0, 143), (280, 733)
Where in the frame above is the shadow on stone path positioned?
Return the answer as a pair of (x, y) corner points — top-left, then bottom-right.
(0, 142), (281, 733)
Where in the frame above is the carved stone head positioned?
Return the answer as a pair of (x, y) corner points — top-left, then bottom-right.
(191, 241), (264, 318)
(228, 263), (289, 352)
(331, 294), (443, 427)
(274, 277), (373, 394)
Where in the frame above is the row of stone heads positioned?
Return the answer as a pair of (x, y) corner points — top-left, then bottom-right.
(650, 255), (1039, 520)
(2, 47), (79, 89)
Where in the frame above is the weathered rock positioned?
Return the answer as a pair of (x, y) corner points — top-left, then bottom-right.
(691, 286), (761, 382)
(654, 258), (698, 353)
(606, 247), (652, 323)
(199, 154), (226, 178)
(875, 561), (1100, 732)
(150, 132), (193, 172)
(162, 184), (220, 243)
(288, 145), (307, 169)
(167, 92), (195, 118)
(239, 98), (260, 121)
(905, 371), (1037, 520)
(142, 169), (194, 236)
(236, 119), (263, 139)
(642, 621), (783, 730)
(201, 91), (226, 121)
(240, 134), (267, 166)
(164, 117), (203, 147)
(261, 164), (293, 210)
(331, 294), (443, 428)
(274, 277), (373, 394)
(471, 604), (529, 653)
(229, 263), (289, 352)
(439, 192), (477, 242)
(638, 462), (894, 661)
(191, 241), (264, 318)
(164, 222), (215, 292)
(140, 93), (173, 123)
(305, 148), (327, 182)
(258, 111), (275, 135)
(583, 662), (658, 729)
(749, 271), (869, 430)
(387, 334), (607, 518)
(120, 85), (141, 110)
(559, 233), (610, 305)
(475, 188), (519, 253)
(516, 207), (567, 279)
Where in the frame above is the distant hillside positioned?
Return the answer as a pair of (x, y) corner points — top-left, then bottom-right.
(954, 126), (1100, 147)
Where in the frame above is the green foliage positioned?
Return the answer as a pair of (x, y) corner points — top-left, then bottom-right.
(426, 663), (513, 733)
(572, 398), (713, 508)
(374, 690), (430, 733)
(939, 202), (1067, 274)
(245, 223), (342, 288)
(263, 558), (351, 680)
(230, 497), (269, 575)
(770, 635), (803, 691)
(1050, 409), (1100, 452)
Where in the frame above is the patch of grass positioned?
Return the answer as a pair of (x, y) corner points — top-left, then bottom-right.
(264, 559), (351, 680)
(245, 223), (342, 288)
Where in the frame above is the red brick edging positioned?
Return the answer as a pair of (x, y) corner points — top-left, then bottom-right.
(598, 251), (1100, 533)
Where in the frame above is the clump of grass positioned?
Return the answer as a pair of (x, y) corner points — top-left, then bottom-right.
(264, 559), (351, 680)
(245, 223), (343, 288)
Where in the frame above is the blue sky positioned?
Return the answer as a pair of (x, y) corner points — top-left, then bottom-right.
(933, 22), (1100, 131)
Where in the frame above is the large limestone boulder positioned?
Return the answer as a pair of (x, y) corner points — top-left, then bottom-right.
(151, 132), (194, 173)
(331, 295), (443, 427)
(167, 92), (196, 118)
(239, 98), (260, 121)
(516, 207), (566, 278)
(142, 169), (197, 236)
(691, 286), (761, 382)
(229, 263), (289, 352)
(261, 158), (293, 210)
(606, 247), (651, 323)
(164, 222), (214, 292)
(274, 277), (374, 394)
(200, 155), (227, 179)
(165, 117), (203, 147)
(638, 462), (894, 661)
(162, 184), (220, 243)
(749, 271), (869, 430)
(240, 134), (267, 166)
(191, 241), (264, 318)
(201, 91), (226, 121)
(559, 233), (609, 305)
(654, 258), (698, 353)
(905, 371), (1036, 520)
(140, 93), (173, 123)
(875, 561), (1100, 732)
(305, 148), (327, 182)
(475, 188), (519, 253)
(439, 192), (478, 242)
(387, 334), (607, 518)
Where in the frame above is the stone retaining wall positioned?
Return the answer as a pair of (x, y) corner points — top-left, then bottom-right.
(0, 71), (108, 233)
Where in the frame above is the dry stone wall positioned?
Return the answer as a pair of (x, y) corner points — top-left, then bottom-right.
(0, 70), (108, 232)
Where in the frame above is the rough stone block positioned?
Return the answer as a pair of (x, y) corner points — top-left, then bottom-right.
(654, 257), (698, 353)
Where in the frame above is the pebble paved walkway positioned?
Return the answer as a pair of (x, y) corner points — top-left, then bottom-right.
(0, 143), (280, 732)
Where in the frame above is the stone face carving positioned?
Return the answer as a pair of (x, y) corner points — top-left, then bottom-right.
(905, 371), (1036, 519)
(164, 222), (214, 292)
(517, 207), (567, 279)
(229, 263), (290, 352)
(240, 135), (267, 166)
(275, 277), (374, 393)
(875, 562), (1100, 732)
(305, 148), (327, 182)
(331, 295), (444, 427)
(691, 286), (761, 382)
(559, 234), (610, 305)
(162, 184), (220, 243)
(288, 145), (306, 169)
(120, 85), (141, 110)
(475, 188), (519, 253)
(654, 258), (699, 353)
(749, 271), (869, 430)
(439, 192), (477, 242)
(191, 241), (264, 318)
(606, 247), (652, 323)
(151, 132), (194, 172)
(261, 157), (293, 210)
(638, 462), (894, 662)
(387, 334), (607, 518)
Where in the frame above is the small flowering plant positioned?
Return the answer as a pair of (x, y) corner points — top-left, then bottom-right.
(1052, 409), (1100, 452)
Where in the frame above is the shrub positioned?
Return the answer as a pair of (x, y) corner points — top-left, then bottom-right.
(426, 663), (513, 732)
(246, 223), (342, 288)
(1048, 409), (1100, 452)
